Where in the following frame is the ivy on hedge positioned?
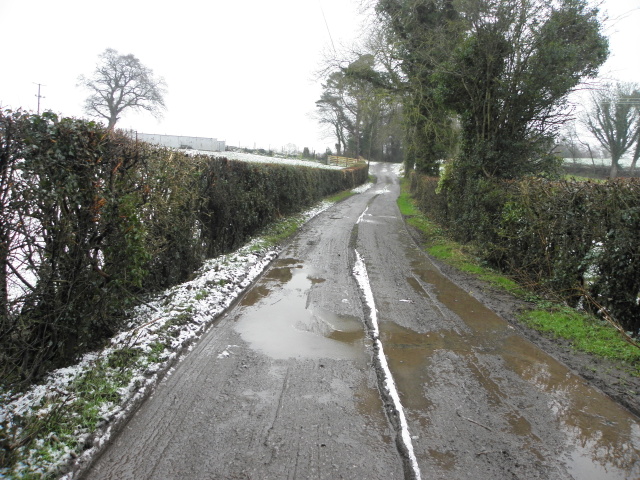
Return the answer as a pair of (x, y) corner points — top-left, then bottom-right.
(410, 172), (640, 336)
(0, 110), (368, 385)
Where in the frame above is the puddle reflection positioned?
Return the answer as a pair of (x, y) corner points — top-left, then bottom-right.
(379, 256), (640, 477)
(234, 258), (365, 360)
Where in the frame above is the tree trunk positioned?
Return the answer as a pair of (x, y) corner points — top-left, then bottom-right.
(610, 157), (619, 179)
(108, 106), (118, 130)
(631, 137), (640, 176)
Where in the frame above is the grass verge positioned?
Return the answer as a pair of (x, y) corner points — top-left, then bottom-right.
(519, 307), (640, 374)
(397, 179), (640, 374)
(249, 186), (365, 251)
(0, 349), (146, 479)
(249, 215), (310, 251)
(397, 182), (526, 298)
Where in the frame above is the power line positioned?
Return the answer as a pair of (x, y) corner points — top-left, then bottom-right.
(318, 0), (337, 53)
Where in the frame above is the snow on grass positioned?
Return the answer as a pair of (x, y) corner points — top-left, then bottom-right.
(0, 196), (348, 479)
(352, 250), (422, 480)
(184, 149), (345, 170)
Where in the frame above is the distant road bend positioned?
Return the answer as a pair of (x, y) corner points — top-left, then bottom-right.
(85, 162), (640, 480)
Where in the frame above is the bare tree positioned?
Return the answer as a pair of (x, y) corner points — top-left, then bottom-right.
(582, 82), (640, 178)
(79, 48), (167, 130)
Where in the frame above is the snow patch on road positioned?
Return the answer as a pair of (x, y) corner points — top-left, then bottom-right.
(391, 163), (404, 176)
(352, 250), (422, 480)
(352, 182), (374, 194)
(373, 185), (392, 194)
(357, 206), (369, 224)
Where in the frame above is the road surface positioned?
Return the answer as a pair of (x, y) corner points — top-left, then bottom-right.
(84, 162), (640, 480)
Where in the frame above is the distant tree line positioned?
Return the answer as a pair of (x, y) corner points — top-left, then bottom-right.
(315, 53), (404, 163)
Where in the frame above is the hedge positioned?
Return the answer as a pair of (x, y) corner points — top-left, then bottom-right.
(0, 110), (368, 385)
(409, 172), (640, 335)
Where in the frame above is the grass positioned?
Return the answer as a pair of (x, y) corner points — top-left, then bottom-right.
(326, 189), (358, 203)
(249, 215), (310, 251)
(563, 174), (606, 183)
(396, 190), (422, 216)
(1, 350), (143, 479)
(520, 307), (640, 373)
(249, 185), (364, 252)
(193, 289), (208, 301)
(1, 306), (194, 478)
(397, 179), (640, 373)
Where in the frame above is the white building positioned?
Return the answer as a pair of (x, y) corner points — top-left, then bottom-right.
(132, 132), (226, 152)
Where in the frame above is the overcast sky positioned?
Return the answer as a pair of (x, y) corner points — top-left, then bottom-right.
(0, 0), (638, 153)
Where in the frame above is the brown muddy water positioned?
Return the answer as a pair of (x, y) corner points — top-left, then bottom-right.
(384, 253), (640, 479)
(234, 258), (367, 361)
(233, 255), (639, 479)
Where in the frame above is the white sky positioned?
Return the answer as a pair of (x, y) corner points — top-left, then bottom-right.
(597, 0), (640, 83)
(0, 0), (638, 153)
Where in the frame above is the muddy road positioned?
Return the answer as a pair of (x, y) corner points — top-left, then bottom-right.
(85, 163), (639, 479)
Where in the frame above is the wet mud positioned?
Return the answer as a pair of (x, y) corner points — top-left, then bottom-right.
(83, 163), (639, 480)
(353, 164), (640, 479)
(379, 262), (640, 479)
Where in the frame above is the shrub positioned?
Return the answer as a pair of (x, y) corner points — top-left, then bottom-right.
(409, 169), (640, 335)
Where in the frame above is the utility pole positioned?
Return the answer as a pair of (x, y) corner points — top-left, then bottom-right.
(34, 83), (45, 114)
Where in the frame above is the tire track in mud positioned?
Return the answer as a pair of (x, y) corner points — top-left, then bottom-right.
(350, 212), (422, 480)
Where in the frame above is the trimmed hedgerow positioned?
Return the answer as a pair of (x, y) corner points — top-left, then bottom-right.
(0, 110), (367, 386)
(409, 171), (640, 335)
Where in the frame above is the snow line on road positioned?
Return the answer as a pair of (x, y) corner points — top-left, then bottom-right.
(357, 205), (369, 224)
(352, 250), (422, 480)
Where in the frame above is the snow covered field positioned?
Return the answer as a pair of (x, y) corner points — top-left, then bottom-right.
(563, 157), (635, 167)
(0, 179), (374, 479)
(186, 149), (346, 170)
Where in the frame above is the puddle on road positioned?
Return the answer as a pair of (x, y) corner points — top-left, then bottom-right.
(502, 333), (640, 479)
(376, 253), (640, 478)
(234, 258), (365, 360)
